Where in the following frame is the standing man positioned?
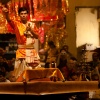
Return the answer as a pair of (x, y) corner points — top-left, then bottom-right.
(2, 6), (41, 79)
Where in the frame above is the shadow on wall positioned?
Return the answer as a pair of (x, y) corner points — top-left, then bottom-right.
(77, 44), (88, 62)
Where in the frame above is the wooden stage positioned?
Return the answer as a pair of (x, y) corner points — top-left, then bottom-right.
(0, 81), (98, 95)
(0, 68), (99, 99)
(0, 81), (99, 100)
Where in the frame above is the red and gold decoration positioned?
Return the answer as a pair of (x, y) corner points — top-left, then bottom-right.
(4, 0), (69, 21)
(0, 0), (69, 48)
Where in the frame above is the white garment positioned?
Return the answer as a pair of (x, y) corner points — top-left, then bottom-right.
(12, 59), (32, 79)
(5, 79), (11, 82)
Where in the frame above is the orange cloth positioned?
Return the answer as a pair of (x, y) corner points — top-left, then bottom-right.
(16, 68), (65, 82)
(16, 48), (40, 63)
(16, 49), (26, 58)
(8, 20), (38, 44)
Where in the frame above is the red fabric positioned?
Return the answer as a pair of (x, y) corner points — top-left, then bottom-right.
(60, 66), (69, 80)
(8, 20), (27, 44)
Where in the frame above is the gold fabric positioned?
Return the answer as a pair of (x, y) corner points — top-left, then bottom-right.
(16, 68), (65, 82)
